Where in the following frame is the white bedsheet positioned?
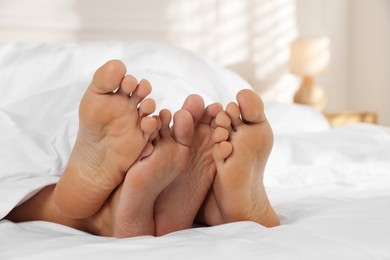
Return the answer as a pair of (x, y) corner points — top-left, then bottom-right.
(1, 42), (390, 259)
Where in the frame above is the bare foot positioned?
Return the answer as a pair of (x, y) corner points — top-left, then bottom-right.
(154, 95), (223, 236)
(87, 109), (194, 238)
(53, 60), (157, 219)
(199, 89), (280, 227)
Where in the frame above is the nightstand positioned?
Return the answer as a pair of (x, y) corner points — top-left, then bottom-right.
(324, 111), (378, 127)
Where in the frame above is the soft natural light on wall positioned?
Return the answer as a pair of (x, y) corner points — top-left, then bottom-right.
(252, 0), (298, 101)
(213, 0), (250, 66)
(165, 1), (218, 54)
(165, 0), (297, 101)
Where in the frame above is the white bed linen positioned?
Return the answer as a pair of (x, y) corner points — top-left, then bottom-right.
(1, 42), (390, 259)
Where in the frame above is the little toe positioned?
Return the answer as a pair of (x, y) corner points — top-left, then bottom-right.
(90, 60), (127, 94)
(130, 79), (152, 105)
(153, 115), (162, 138)
(236, 89), (266, 124)
(159, 109), (172, 138)
(147, 115), (162, 142)
(172, 109), (194, 147)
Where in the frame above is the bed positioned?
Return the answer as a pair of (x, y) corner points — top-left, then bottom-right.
(1, 42), (390, 260)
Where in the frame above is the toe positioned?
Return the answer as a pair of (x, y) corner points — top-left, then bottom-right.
(181, 94), (205, 123)
(172, 109), (194, 147)
(200, 103), (223, 125)
(226, 102), (242, 129)
(213, 127), (229, 143)
(236, 89), (266, 124)
(213, 141), (233, 162)
(138, 98), (156, 117)
(154, 115), (162, 130)
(91, 60), (127, 94)
(215, 111), (231, 129)
(159, 109), (172, 138)
(141, 117), (158, 139)
(149, 115), (162, 142)
(117, 75), (138, 96)
(130, 79), (152, 105)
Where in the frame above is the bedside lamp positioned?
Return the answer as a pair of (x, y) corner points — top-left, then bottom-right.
(290, 37), (330, 110)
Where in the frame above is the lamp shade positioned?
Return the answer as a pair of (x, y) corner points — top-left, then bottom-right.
(290, 37), (330, 76)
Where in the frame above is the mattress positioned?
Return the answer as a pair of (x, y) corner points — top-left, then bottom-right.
(0, 42), (390, 260)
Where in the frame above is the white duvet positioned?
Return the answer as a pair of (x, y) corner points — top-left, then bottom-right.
(0, 42), (390, 260)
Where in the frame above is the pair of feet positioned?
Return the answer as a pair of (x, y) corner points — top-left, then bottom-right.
(53, 60), (279, 238)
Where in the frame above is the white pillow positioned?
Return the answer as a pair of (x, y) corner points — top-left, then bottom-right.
(0, 41), (251, 110)
(265, 101), (330, 134)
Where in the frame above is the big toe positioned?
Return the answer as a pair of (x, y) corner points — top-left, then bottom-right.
(172, 109), (194, 147)
(236, 89), (266, 124)
(91, 60), (127, 94)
